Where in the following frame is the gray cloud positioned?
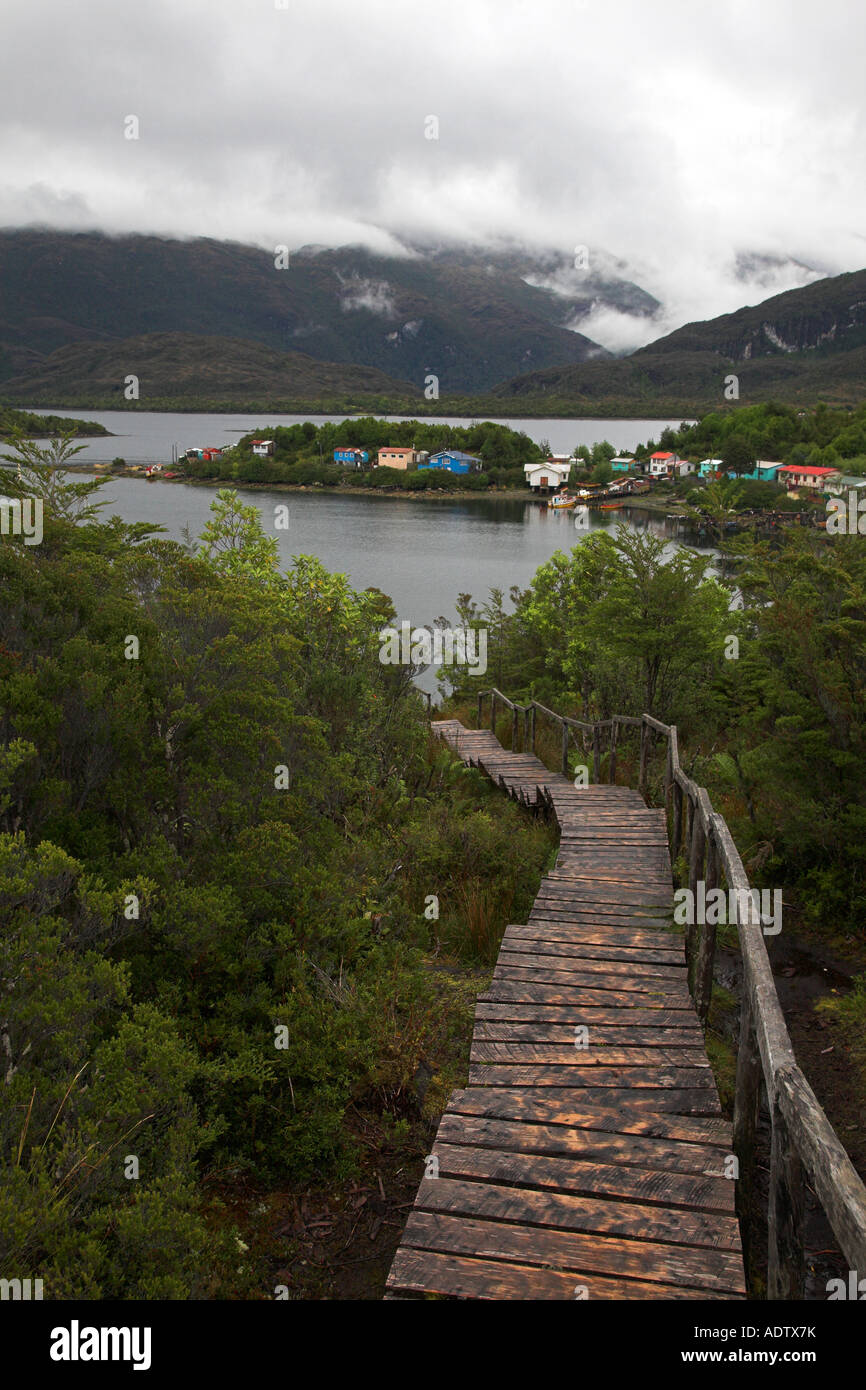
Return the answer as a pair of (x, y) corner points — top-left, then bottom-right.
(0, 0), (864, 347)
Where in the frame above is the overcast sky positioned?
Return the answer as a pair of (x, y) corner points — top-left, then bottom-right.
(1, 0), (864, 346)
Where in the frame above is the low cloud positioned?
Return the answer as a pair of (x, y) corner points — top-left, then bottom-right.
(0, 0), (863, 344)
(338, 274), (397, 317)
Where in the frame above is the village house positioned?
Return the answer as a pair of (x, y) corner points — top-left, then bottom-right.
(333, 447), (370, 467)
(251, 439), (274, 457)
(184, 446), (224, 462)
(676, 459), (697, 477)
(419, 449), (482, 474)
(777, 463), (843, 494)
(376, 446), (420, 470)
(751, 461), (787, 483)
(646, 450), (679, 478)
(610, 457), (636, 473)
(698, 459), (724, 478)
(524, 460), (572, 494)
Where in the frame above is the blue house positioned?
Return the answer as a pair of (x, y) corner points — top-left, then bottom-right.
(333, 447), (370, 466)
(418, 449), (482, 474)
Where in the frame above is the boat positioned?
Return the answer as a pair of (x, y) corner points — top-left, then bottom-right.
(548, 492), (577, 509)
(598, 500), (624, 511)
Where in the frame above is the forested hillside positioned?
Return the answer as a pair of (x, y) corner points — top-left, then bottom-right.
(0, 450), (553, 1297)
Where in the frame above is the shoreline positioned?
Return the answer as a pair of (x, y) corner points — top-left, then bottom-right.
(13, 402), (702, 424)
(78, 465), (534, 501)
(78, 464), (691, 512)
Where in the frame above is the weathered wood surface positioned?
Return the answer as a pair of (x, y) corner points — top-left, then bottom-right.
(386, 719), (745, 1300)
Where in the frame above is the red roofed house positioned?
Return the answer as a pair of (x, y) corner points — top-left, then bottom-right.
(777, 464), (843, 494)
(646, 450), (679, 478)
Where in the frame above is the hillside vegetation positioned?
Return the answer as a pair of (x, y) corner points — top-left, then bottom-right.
(0, 451), (555, 1297)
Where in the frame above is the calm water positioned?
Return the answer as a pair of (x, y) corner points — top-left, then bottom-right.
(28, 409), (691, 467)
(24, 409), (702, 693)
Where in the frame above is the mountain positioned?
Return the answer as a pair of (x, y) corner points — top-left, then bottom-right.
(0, 229), (618, 395)
(0, 333), (418, 405)
(491, 268), (866, 410)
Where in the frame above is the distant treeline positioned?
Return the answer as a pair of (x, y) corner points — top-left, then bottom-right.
(648, 399), (866, 475)
(183, 418), (548, 490)
(0, 405), (108, 437)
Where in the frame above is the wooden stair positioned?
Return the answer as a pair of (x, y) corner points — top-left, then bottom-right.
(386, 719), (746, 1300)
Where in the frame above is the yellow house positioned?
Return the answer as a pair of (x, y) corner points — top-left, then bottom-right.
(377, 447), (417, 470)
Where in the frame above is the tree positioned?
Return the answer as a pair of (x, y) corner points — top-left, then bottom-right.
(592, 459), (613, 486)
(196, 488), (280, 581)
(591, 440), (616, 467)
(685, 478), (745, 546)
(0, 431), (110, 523)
(720, 434), (757, 478)
(515, 528), (731, 723)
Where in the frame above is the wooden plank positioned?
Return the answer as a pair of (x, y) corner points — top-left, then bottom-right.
(473, 1020), (702, 1046)
(500, 937), (683, 964)
(436, 1113), (733, 1175)
(466, 1080), (722, 1115)
(412, 1178), (741, 1249)
(400, 1212), (745, 1293)
(495, 951), (685, 980)
(448, 1087), (732, 1142)
(503, 923), (683, 949)
(467, 1063), (718, 1091)
(387, 1246), (742, 1300)
(475, 1001), (700, 1026)
(432, 1143), (734, 1212)
(480, 981), (691, 1007)
(470, 1042), (709, 1067)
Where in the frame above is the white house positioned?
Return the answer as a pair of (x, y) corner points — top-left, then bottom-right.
(677, 459), (696, 477)
(647, 450), (679, 478)
(524, 460), (572, 493)
(251, 439), (275, 457)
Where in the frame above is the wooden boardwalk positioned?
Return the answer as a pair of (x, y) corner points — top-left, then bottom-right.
(386, 719), (746, 1300)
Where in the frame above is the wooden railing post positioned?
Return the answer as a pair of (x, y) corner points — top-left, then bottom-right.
(592, 726), (601, 783)
(560, 719), (569, 778)
(671, 780), (683, 863)
(768, 1097), (805, 1299)
(490, 691), (496, 736)
(694, 817), (719, 1023)
(477, 691), (484, 728)
(530, 704), (536, 753)
(685, 793), (705, 976)
(733, 986), (762, 1284)
(664, 728), (676, 818)
(609, 720), (618, 784)
(638, 720), (649, 796)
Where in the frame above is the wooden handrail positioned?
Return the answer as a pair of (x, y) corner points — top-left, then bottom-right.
(470, 687), (866, 1297)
